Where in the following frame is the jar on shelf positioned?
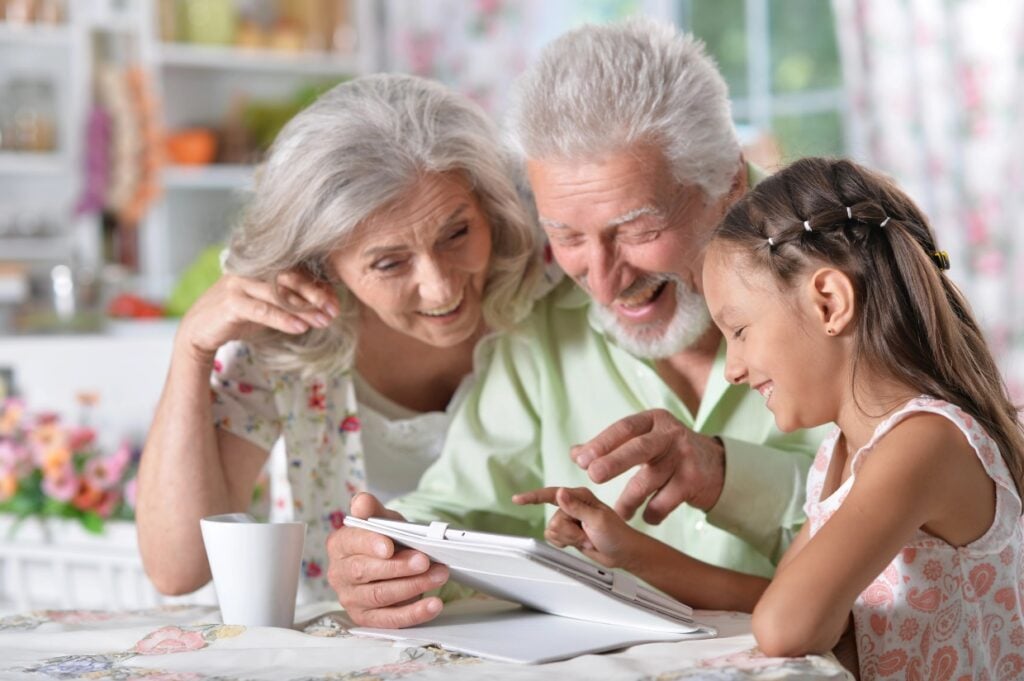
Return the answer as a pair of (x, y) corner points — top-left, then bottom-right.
(4, 78), (58, 153)
(180, 0), (237, 46)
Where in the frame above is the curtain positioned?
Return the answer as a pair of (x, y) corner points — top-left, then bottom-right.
(832, 0), (1024, 398)
(381, 0), (675, 116)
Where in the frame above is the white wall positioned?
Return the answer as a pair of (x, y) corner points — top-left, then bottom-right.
(0, 321), (177, 446)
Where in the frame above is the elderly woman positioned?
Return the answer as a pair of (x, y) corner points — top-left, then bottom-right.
(136, 74), (544, 601)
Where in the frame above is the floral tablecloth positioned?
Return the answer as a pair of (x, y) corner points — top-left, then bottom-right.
(0, 601), (853, 680)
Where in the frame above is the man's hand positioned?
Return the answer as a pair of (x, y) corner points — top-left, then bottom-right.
(325, 493), (449, 628)
(570, 409), (725, 524)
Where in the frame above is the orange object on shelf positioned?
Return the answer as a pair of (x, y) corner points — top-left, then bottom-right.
(107, 293), (164, 319)
(165, 128), (217, 165)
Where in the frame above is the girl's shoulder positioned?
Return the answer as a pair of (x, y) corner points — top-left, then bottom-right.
(858, 397), (1000, 475)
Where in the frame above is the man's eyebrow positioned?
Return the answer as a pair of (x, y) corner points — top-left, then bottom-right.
(539, 217), (569, 230)
(538, 205), (662, 231)
(362, 204), (468, 257)
(606, 205), (662, 228)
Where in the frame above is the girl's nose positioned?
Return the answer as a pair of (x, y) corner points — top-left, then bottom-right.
(724, 353), (748, 385)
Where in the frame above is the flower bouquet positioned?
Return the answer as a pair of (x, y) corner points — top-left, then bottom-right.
(0, 398), (138, 534)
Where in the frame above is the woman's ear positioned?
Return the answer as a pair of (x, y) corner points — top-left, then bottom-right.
(806, 267), (855, 336)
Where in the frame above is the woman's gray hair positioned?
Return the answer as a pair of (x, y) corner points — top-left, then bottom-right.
(507, 18), (741, 199)
(224, 74), (542, 378)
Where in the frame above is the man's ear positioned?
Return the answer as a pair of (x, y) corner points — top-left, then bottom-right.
(807, 267), (855, 336)
(727, 159), (748, 205)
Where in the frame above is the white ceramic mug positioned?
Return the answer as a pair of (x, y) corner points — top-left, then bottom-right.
(200, 513), (306, 628)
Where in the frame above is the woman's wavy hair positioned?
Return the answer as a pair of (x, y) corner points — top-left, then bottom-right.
(712, 157), (1024, 498)
(223, 74), (543, 378)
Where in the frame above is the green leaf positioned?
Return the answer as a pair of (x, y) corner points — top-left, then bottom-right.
(80, 511), (104, 534)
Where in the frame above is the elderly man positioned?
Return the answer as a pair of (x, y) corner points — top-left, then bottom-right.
(327, 18), (824, 628)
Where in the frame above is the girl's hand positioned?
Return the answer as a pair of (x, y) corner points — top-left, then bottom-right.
(178, 270), (340, 363)
(512, 486), (645, 571)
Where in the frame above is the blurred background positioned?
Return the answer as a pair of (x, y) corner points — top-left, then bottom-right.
(0, 0), (1022, 612)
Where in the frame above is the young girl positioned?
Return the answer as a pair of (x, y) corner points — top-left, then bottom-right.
(514, 157), (1024, 680)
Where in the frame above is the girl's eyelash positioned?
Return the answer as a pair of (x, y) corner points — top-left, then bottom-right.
(372, 259), (403, 272)
(732, 327), (746, 340)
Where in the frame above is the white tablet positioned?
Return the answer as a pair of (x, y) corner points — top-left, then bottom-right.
(344, 516), (714, 636)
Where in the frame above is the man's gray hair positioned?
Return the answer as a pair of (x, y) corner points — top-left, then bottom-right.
(507, 18), (741, 199)
(224, 74), (542, 378)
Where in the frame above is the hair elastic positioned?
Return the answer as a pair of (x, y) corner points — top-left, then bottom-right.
(931, 250), (951, 271)
(803, 220), (812, 232)
(767, 237), (775, 247)
(846, 206), (852, 219)
(880, 216), (891, 227)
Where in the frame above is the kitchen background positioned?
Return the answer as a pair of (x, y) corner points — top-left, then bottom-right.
(0, 0), (1021, 613)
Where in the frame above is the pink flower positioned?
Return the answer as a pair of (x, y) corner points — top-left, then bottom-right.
(238, 382), (254, 394)
(339, 416), (360, 433)
(133, 626), (208, 655)
(213, 359), (223, 373)
(85, 445), (130, 490)
(0, 440), (31, 476)
(42, 464), (78, 502)
(124, 478), (138, 510)
(304, 561), (322, 578)
(93, 490), (120, 518)
(67, 427), (96, 451)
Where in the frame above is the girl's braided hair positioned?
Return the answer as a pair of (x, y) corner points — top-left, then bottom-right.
(712, 157), (1024, 499)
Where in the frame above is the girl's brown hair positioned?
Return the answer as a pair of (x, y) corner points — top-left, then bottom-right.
(712, 157), (1024, 498)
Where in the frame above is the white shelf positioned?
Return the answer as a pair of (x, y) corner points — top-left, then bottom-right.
(0, 22), (71, 47)
(0, 235), (71, 260)
(0, 151), (67, 175)
(153, 42), (359, 76)
(162, 164), (254, 191)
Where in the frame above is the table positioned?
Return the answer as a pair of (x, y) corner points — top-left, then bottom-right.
(0, 600), (853, 680)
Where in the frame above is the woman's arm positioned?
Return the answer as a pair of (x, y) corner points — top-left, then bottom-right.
(136, 271), (338, 594)
(136, 339), (268, 594)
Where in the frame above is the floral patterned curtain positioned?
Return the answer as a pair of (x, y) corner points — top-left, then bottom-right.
(381, 0), (675, 115)
(832, 0), (1024, 398)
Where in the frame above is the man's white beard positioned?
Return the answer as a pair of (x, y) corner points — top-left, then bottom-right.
(590, 274), (712, 359)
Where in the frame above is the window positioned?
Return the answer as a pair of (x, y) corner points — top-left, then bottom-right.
(681, 0), (846, 164)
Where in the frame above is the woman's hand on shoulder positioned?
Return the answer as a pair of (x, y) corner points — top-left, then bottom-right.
(178, 270), (340, 362)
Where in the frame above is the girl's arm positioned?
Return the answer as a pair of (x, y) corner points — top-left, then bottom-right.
(513, 486), (769, 612)
(752, 413), (995, 657)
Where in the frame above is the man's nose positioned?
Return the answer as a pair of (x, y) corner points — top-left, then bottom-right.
(584, 243), (621, 306)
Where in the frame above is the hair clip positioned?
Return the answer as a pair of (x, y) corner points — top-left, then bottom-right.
(767, 237), (775, 247)
(846, 206), (853, 219)
(803, 220), (812, 232)
(931, 250), (951, 271)
(880, 216), (891, 227)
